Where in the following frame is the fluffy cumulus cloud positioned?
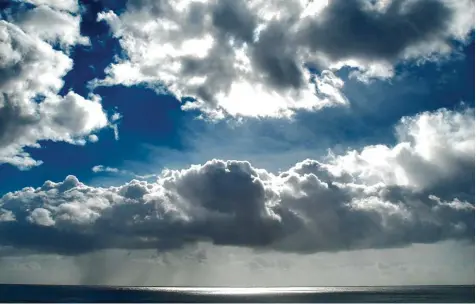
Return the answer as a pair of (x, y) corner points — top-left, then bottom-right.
(13, 4), (89, 47)
(0, 1), (110, 169)
(0, 107), (473, 255)
(24, 0), (79, 13)
(327, 107), (475, 201)
(94, 0), (474, 118)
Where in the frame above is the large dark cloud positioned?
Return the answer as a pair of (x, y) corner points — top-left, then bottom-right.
(96, 0), (474, 118)
(299, 0), (455, 62)
(0, 107), (473, 255)
(211, 0), (257, 43)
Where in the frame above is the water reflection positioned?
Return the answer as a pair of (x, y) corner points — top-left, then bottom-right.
(122, 286), (369, 294)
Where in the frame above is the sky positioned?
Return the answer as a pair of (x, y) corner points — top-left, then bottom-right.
(0, 0), (474, 286)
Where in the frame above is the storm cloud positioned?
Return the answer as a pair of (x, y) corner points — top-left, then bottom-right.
(0, 107), (473, 255)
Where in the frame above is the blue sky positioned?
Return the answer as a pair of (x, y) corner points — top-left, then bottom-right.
(0, 0), (474, 285)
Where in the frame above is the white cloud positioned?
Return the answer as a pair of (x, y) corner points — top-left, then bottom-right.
(91, 165), (158, 182)
(0, 209), (15, 222)
(94, 0), (474, 119)
(24, 0), (79, 13)
(0, 107), (473, 254)
(15, 5), (89, 47)
(27, 208), (55, 227)
(327, 108), (475, 199)
(0, 1), (110, 169)
(88, 134), (99, 143)
(92, 165), (120, 173)
(93, 0), (350, 119)
(111, 112), (122, 122)
(111, 124), (120, 140)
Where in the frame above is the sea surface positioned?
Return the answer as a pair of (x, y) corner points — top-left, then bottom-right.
(0, 284), (474, 303)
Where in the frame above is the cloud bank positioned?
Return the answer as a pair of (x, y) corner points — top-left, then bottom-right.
(95, 0), (474, 118)
(0, 1), (110, 169)
(0, 107), (473, 255)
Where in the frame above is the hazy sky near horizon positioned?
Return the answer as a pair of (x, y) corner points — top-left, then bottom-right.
(0, 0), (474, 285)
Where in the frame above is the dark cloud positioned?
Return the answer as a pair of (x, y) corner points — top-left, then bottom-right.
(211, 0), (257, 43)
(299, 0), (455, 62)
(0, 94), (40, 151)
(251, 20), (306, 91)
(0, 107), (473, 255)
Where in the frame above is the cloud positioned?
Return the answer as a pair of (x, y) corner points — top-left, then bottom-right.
(326, 107), (475, 201)
(92, 165), (120, 173)
(91, 165), (158, 181)
(94, 0), (474, 119)
(24, 0), (79, 13)
(88, 134), (99, 143)
(14, 4), (89, 47)
(298, 0), (472, 63)
(0, 2), (110, 169)
(110, 112), (122, 122)
(0, 107), (473, 255)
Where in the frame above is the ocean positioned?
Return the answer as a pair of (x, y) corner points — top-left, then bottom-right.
(0, 284), (474, 302)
